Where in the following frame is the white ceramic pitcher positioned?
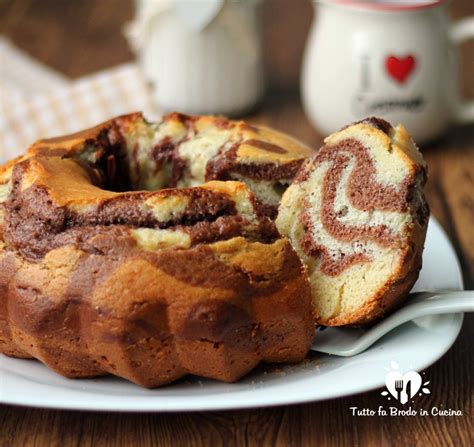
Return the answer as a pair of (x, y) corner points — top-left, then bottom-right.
(127, 0), (264, 116)
(302, 0), (474, 143)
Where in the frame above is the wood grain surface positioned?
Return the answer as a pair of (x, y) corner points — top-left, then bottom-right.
(0, 0), (473, 446)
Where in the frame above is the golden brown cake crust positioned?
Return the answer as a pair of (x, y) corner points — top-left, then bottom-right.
(0, 237), (314, 387)
(0, 114), (315, 387)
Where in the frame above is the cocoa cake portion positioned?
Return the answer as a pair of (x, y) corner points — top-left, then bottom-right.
(276, 118), (429, 326)
(0, 114), (315, 388)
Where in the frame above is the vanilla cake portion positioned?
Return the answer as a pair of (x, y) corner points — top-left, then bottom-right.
(276, 117), (429, 326)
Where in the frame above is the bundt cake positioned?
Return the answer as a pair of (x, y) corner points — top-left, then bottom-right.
(276, 118), (429, 326)
(0, 112), (430, 387)
(0, 114), (315, 387)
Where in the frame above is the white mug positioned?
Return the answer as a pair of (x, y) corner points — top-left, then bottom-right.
(127, 0), (264, 116)
(302, 0), (474, 143)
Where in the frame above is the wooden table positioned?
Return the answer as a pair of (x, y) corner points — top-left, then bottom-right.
(1, 1), (473, 445)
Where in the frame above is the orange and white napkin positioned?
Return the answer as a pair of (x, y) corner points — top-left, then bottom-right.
(0, 37), (159, 164)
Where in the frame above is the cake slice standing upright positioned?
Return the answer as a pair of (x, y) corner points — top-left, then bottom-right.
(276, 117), (429, 326)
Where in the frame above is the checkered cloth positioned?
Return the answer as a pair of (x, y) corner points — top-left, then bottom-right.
(0, 38), (159, 164)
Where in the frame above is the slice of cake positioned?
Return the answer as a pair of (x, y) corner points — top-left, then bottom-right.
(276, 117), (429, 326)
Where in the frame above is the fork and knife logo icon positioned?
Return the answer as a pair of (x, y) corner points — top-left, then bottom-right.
(395, 379), (412, 403)
(383, 370), (427, 404)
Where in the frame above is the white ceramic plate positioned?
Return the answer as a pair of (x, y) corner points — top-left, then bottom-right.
(0, 218), (464, 411)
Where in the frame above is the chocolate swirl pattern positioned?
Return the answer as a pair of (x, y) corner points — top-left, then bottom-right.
(0, 114), (314, 387)
(276, 118), (429, 326)
(117, 112), (314, 218)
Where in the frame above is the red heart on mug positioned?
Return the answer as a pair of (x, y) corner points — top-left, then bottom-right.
(385, 55), (416, 84)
